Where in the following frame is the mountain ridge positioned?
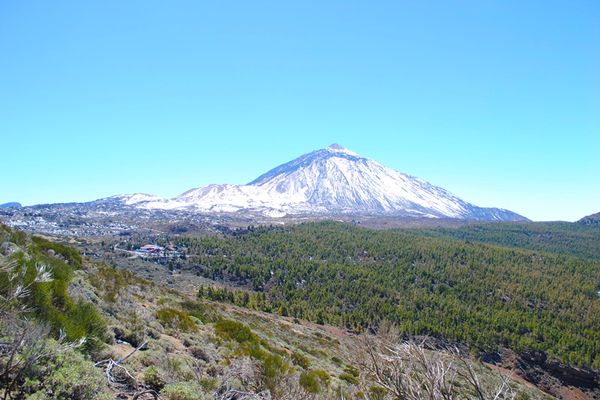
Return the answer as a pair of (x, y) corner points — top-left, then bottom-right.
(0, 202), (21, 208)
(578, 211), (600, 227)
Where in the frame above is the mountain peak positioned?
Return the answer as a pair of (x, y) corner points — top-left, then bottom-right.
(327, 143), (345, 150)
(324, 143), (359, 157)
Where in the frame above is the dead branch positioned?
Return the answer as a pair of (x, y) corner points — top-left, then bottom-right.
(215, 381), (271, 400)
(352, 330), (517, 400)
(118, 340), (149, 364)
(132, 389), (161, 400)
(95, 341), (148, 391)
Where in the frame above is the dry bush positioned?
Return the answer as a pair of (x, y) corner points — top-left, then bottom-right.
(352, 322), (516, 400)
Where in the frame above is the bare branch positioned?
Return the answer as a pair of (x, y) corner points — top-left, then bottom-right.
(117, 340), (148, 365)
(352, 328), (517, 400)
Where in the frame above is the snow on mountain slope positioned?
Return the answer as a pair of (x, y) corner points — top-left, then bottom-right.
(138, 143), (526, 221)
(247, 144), (469, 217)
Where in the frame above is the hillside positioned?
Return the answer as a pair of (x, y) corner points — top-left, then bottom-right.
(404, 220), (600, 261)
(0, 223), (557, 400)
(174, 222), (600, 372)
(578, 212), (600, 228)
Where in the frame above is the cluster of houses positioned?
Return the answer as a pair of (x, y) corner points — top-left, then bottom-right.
(135, 244), (180, 259)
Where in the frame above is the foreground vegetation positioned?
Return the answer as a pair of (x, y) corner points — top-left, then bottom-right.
(0, 223), (552, 399)
(0, 225), (109, 399)
(178, 221), (600, 370)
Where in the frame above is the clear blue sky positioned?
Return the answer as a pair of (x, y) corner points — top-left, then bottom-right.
(1, 1), (598, 222)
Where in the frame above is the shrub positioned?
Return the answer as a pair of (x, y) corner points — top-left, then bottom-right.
(179, 300), (219, 323)
(1, 255), (106, 353)
(313, 368), (330, 382)
(2, 224), (27, 245)
(88, 265), (133, 303)
(331, 355), (343, 366)
(299, 370), (321, 394)
(156, 308), (196, 332)
(199, 377), (219, 391)
(257, 354), (290, 394)
(31, 236), (83, 268)
(515, 392), (532, 400)
(291, 351), (311, 369)
(22, 339), (110, 400)
(214, 320), (257, 344)
(189, 346), (210, 362)
(339, 372), (359, 384)
(144, 366), (165, 391)
(369, 385), (388, 400)
(262, 354), (285, 379)
(161, 382), (207, 400)
(59, 299), (107, 351)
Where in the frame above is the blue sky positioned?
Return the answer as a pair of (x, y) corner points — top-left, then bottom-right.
(1, 1), (598, 221)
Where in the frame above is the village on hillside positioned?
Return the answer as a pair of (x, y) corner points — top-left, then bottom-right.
(135, 244), (181, 259)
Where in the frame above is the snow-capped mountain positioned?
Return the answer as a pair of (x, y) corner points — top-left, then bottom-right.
(113, 144), (527, 221)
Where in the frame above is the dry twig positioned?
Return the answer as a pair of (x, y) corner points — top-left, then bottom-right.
(95, 340), (148, 391)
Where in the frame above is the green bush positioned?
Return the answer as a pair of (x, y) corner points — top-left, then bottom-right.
(291, 351), (311, 369)
(339, 372), (359, 384)
(214, 320), (257, 344)
(213, 319), (268, 359)
(22, 339), (110, 400)
(161, 382), (206, 400)
(60, 300), (107, 351)
(0, 234), (108, 398)
(299, 370), (321, 393)
(199, 377), (219, 391)
(1, 255), (107, 351)
(262, 354), (285, 379)
(88, 265), (133, 303)
(369, 385), (388, 400)
(331, 355), (343, 366)
(178, 300), (220, 323)
(1, 223), (27, 245)
(313, 368), (330, 382)
(156, 308), (197, 332)
(515, 392), (532, 400)
(31, 236), (83, 268)
(258, 354), (290, 394)
(144, 366), (165, 391)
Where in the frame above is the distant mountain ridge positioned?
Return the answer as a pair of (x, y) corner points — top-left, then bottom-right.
(578, 211), (600, 227)
(107, 144), (527, 221)
(0, 202), (21, 208)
